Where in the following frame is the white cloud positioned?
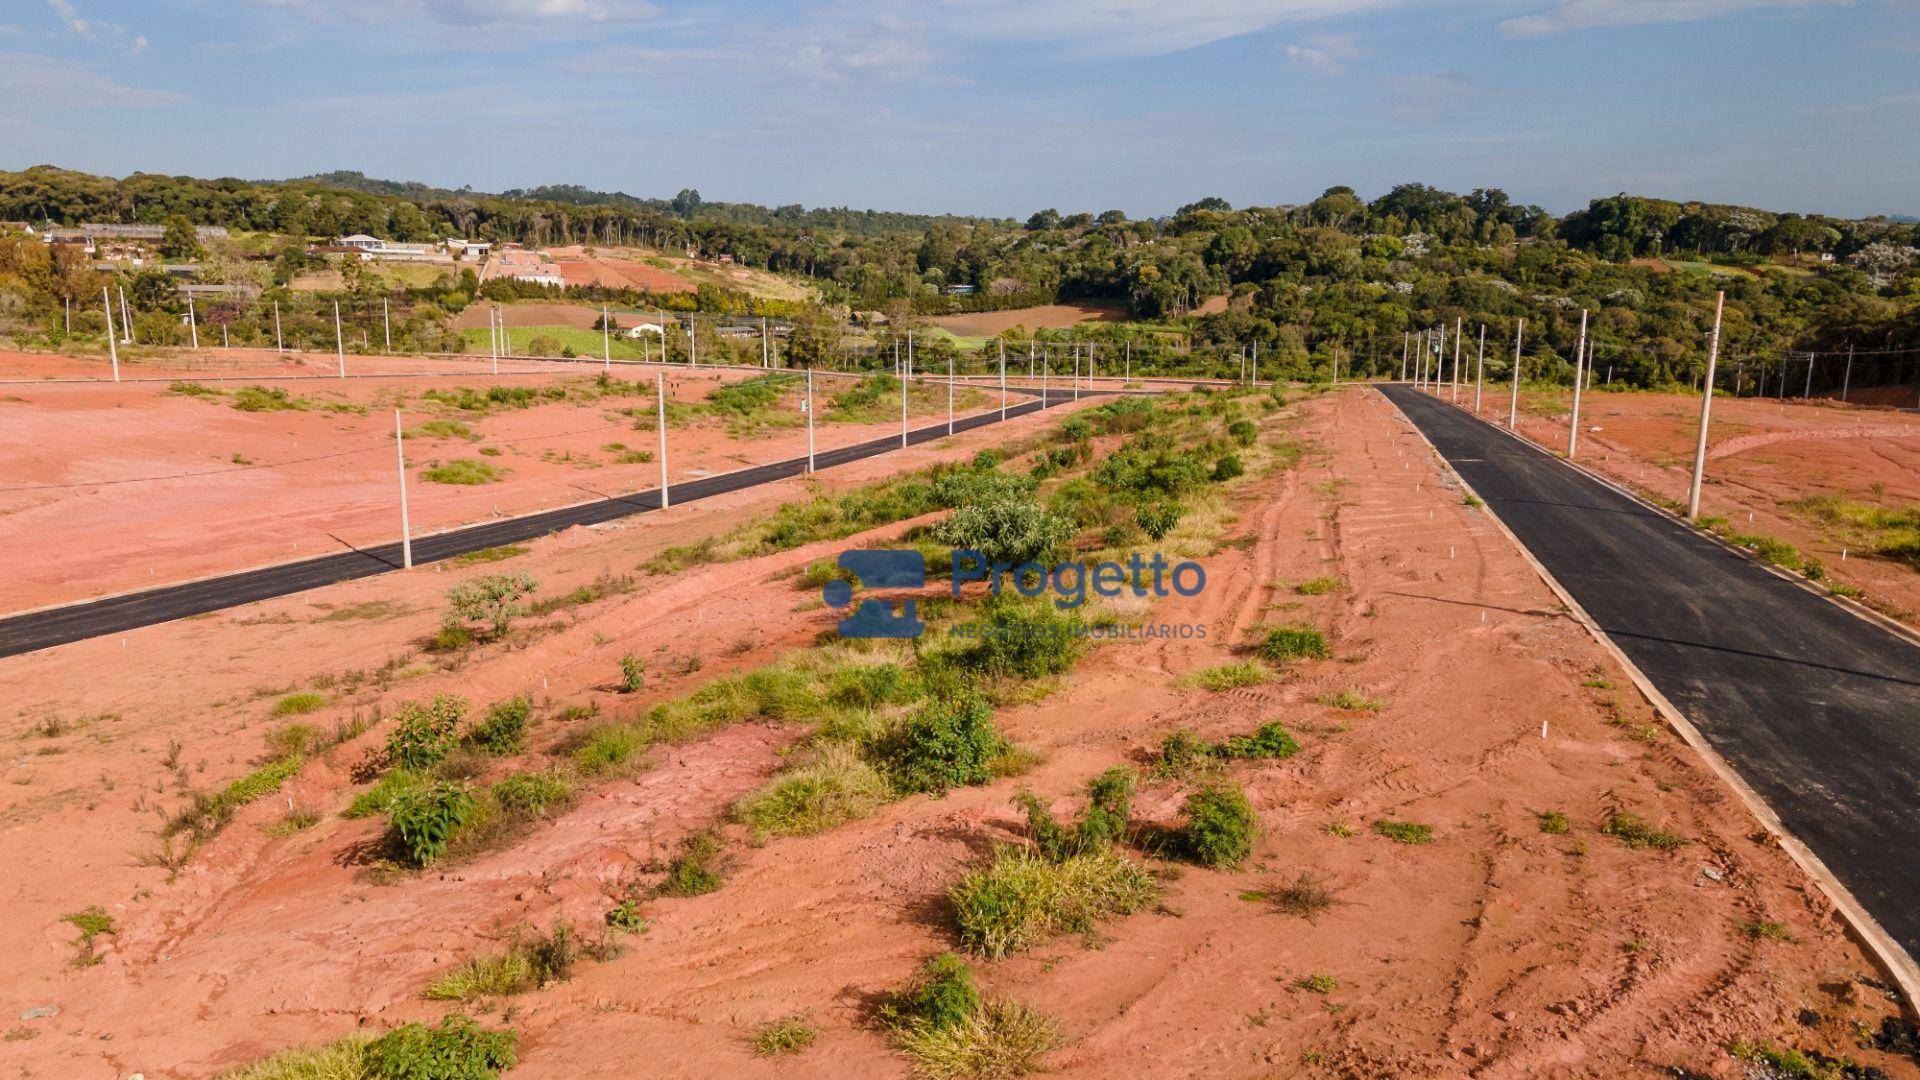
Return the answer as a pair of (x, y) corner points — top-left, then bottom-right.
(934, 0), (1423, 56)
(1284, 31), (1364, 73)
(0, 52), (187, 108)
(251, 0), (658, 29)
(1499, 0), (1849, 37)
(44, 0), (147, 55)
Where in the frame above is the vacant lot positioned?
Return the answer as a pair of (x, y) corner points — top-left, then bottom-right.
(0, 360), (1000, 610)
(3, 386), (1910, 1078)
(1504, 388), (1920, 620)
(924, 302), (1128, 339)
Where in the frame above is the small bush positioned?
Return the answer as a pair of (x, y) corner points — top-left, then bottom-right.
(617, 654), (644, 693)
(273, 691), (328, 716)
(464, 697), (529, 755)
(346, 768), (425, 819)
(1600, 811), (1686, 851)
(932, 498), (1073, 568)
(894, 997), (1059, 1080)
(387, 695), (469, 770)
(950, 845), (1158, 958)
(445, 573), (537, 637)
(1372, 819), (1433, 845)
(952, 601), (1086, 681)
(1211, 453), (1245, 482)
(1292, 576), (1340, 596)
(218, 1037), (373, 1079)
(1180, 661), (1270, 691)
(1016, 767), (1135, 862)
(488, 771), (573, 816)
(1219, 721), (1299, 761)
(657, 831), (725, 897)
(1259, 625), (1331, 662)
(426, 924), (579, 1001)
(361, 1014), (517, 1079)
(1134, 502), (1183, 540)
(753, 1014), (819, 1056)
(1174, 782), (1259, 868)
(887, 953), (981, 1033)
(1319, 688), (1379, 712)
(737, 743), (889, 838)
(1293, 973), (1338, 994)
(1270, 872), (1339, 920)
(1537, 810), (1571, 835)
(388, 782), (475, 866)
(1227, 419), (1258, 447)
(867, 696), (1007, 795)
(573, 723), (647, 776)
(422, 459), (504, 485)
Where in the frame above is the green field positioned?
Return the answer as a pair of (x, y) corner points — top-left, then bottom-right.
(461, 325), (651, 359)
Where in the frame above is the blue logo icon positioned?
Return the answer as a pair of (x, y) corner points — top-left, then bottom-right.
(824, 550), (926, 639)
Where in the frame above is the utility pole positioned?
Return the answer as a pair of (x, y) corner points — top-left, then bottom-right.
(489, 307), (499, 375)
(118, 287), (132, 345)
(1451, 317), (1462, 402)
(1474, 324), (1486, 413)
(102, 288), (120, 383)
(900, 342), (909, 449)
(1567, 310), (1589, 458)
(656, 371), (670, 509)
(1400, 333), (1409, 382)
(1842, 345), (1854, 403)
(999, 340), (1008, 421)
(602, 305), (611, 372)
(383, 298), (391, 353)
(333, 301), (346, 378)
(1125, 339), (1131, 381)
(806, 367), (815, 473)
(1802, 353), (1813, 401)
(274, 301), (283, 353)
(947, 352), (954, 435)
(762, 317), (769, 368)
(1509, 319), (1524, 428)
(394, 411), (413, 569)
(1251, 341), (1259, 387)
(1687, 292), (1726, 520)
(1042, 353), (1049, 408)
(688, 313), (697, 367)
(188, 294), (200, 350)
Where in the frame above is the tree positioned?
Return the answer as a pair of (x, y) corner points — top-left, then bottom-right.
(784, 302), (842, 368)
(159, 214), (202, 261)
(1025, 209), (1062, 232)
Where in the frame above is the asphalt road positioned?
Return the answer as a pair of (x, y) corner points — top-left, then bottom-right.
(0, 390), (1072, 659)
(1381, 384), (1920, 968)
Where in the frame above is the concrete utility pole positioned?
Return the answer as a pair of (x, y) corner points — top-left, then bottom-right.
(1474, 324), (1486, 413)
(1803, 353), (1813, 401)
(118, 287), (132, 345)
(501, 305), (510, 358)
(1567, 310), (1589, 458)
(947, 353), (955, 435)
(1452, 317), (1462, 402)
(1509, 319), (1525, 429)
(1125, 339), (1132, 381)
(1435, 324), (1446, 393)
(656, 372), (671, 508)
(1842, 345), (1854, 403)
(806, 367), (815, 473)
(489, 307), (499, 375)
(383, 298), (391, 353)
(274, 301), (283, 353)
(900, 342), (910, 449)
(102, 288), (120, 383)
(1401, 333), (1409, 382)
(188, 294), (199, 350)
(394, 410), (413, 569)
(1687, 292), (1727, 520)
(688, 313), (697, 367)
(1251, 342), (1259, 387)
(1042, 353), (1049, 408)
(602, 306), (611, 372)
(762, 317), (769, 368)
(999, 340), (1007, 422)
(333, 301), (346, 378)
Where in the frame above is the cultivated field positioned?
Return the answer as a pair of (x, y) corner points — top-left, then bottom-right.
(3, 383), (1911, 1078)
(0, 350), (997, 610)
(1502, 388), (1920, 620)
(923, 303), (1127, 340)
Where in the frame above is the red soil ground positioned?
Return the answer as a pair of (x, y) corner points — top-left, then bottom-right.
(547, 246), (696, 293)
(1487, 387), (1920, 621)
(924, 303), (1127, 338)
(0, 352), (1014, 612)
(2, 388), (1911, 1078)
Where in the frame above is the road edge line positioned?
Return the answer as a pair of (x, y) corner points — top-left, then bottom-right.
(1376, 386), (1920, 1013)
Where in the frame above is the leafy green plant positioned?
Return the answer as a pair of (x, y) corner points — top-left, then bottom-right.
(950, 846), (1158, 958)
(932, 498), (1073, 568)
(388, 782), (475, 866)
(657, 831), (725, 897)
(1134, 501), (1183, 540)
(464, 697), (528, 755)
(1537, 810), (1571, 835)
(867, 696), (1006, 795)
(1372, 820), (1434, 845)
(1174, 782), (1259, 868)
(422, 459), (503, 485)
(1016, 767), (1135, 862)
(487, 771), (573, 816)
(1259, 625), (1331, 662)
(444, 573), (537, 637)
(361, 1014), (517, 1079)
(618, 654), (644, 693)
(951, 601), (1086, 681)
(387, 695), (469, 770)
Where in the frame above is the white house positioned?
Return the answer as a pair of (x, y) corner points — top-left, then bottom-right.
(337, 234), (383, 251)
(623, 323), (666, 339)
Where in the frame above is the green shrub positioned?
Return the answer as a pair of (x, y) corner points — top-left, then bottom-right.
(464, 697), (529, 755)
(389, 782), (476, 866)
(1259, 625), (1330, 662)
(445, 573), (537, 637)
(824, 662), (911, 709)
(218, 1036), (374, 1079)
(737, 743), (888, 838)
(1211, 453), (1245, 482)
(573, 723), (647, 776)
(1060, 416), (1092, 442)
(618, 654), (644, 693)
(488, 771), (573, 816)
(886, 953), (981, 1033)
(232, 386), (307, 412)
(422, 459), (503, 485)
(930, 466), (1034, 509)
(932, 498), (1073, 568)
(1537, 810), (1571, 835)
(426, 924), (578, 1001)
(657, 831), (725, 897)
(1093, 442), (1210, 501)
(361, 1014), (516, 1079)
(1372, 819), (1434, 845)
(952, 601), (1085, 681)
(1180, 661), (1270, 690)
(1016, 767), (1135, 862)
(1134, 501), (1183, 540)
(1227, 419), (1257, 447)
(346, 768), (425, 818)
(950, 846), (1158, 958)
(387, 695), (469, 770)
(867, 696), (1006, 795)
(165, 754), (306, 842)
(1175, 782), (1258, 868)
(1600, 811), (1685, 851)
(1220, 720), (1300, 760)
(894, 998), (1059, 1079)
(753, 1014), (819, 1056)
(273, 691), (328, 716)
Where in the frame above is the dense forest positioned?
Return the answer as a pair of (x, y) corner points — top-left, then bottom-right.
(0, 165), (1915, 390)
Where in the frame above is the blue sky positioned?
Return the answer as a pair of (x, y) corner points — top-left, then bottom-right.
(2, 0), (1916, 218)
